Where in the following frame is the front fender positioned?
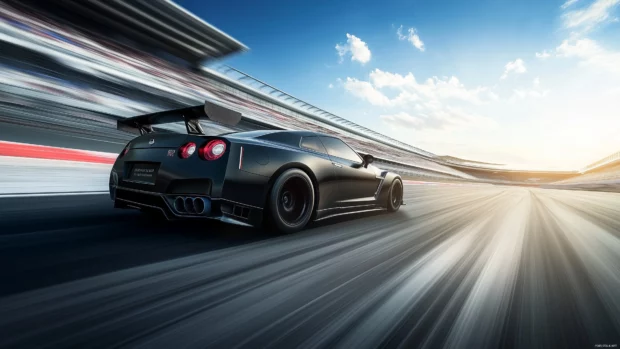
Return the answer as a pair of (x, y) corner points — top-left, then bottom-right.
(376, 172), (402, 204)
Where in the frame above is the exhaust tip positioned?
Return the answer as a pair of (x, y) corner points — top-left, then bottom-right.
(193, 197), (211, 215)
(185, 197), (195, 214)
(174, 196), (185, 213)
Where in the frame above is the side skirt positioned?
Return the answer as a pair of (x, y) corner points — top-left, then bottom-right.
(313, 207), (387, 222)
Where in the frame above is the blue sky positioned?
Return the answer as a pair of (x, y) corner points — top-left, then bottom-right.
(178, 0), (620, 170)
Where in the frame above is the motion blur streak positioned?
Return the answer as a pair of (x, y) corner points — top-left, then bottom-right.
(0, 156), (111, 195)
(0, 185), (619, 348)
(0, 141), (116, 164)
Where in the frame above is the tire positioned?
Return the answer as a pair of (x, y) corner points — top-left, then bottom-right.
(267, 168), (315, 234)
(387, 178), (403, 212)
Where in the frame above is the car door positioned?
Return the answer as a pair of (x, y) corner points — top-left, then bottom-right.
(318, 136), (380, 207)
(298, 136), (339, 211)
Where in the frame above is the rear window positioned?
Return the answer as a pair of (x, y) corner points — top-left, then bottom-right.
(300, 136), (327, 154)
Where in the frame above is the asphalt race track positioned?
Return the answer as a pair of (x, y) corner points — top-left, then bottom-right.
(0, 185), (619, 349)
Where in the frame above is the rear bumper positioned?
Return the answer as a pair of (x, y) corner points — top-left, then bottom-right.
(111, 185), (263, 228)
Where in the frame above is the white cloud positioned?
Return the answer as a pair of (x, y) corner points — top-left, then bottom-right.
(500, 58), (527, 79)
(396, 25), (425, 52)
(556, 38), (620, 73)
(509, 77), (549, 101)
(562, 0), (620, 31)
(368, 69), (490, 104)
(344, 68), (495, 132)
(340, 0), (620, 170)
(381, 107), (494, 131)
(343, 77), (391, 106)
(561, 0), (579, 10)
(511, 89), (549, 100)
(328, 83), (334, 89)
(335, 33), (371, 64)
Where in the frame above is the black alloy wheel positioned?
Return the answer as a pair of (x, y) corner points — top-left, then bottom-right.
(268, 169), (315, 234)
(388, 179), (403, 212)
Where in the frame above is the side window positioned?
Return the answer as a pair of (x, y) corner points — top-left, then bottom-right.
(300, 136), (327, 154)
(319, 137), (362, 163)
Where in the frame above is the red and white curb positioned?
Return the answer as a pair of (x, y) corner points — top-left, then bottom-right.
(0, 141), (116, 196)
(0, 141), (116, 164)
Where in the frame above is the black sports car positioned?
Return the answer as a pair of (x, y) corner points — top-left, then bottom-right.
(110, 102), (404, 233)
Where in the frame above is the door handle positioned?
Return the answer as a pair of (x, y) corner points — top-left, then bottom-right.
(332, 162), (343, 168)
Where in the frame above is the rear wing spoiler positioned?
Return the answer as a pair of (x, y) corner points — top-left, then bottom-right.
(117, 101), (242, 135)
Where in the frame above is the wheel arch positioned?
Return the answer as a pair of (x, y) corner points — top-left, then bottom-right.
(263, 162), (320, 218)
(377, 172), (402, 203)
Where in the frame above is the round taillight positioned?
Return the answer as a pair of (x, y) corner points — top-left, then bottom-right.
(179, 142), (197, 159)
(199, 140), (227, 160)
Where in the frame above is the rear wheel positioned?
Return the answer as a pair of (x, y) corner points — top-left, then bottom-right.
(267, 169), (315, 234)
(387, 179), (403, 212)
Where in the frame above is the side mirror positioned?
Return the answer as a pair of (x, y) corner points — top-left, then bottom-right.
(363, 154), (374, 168)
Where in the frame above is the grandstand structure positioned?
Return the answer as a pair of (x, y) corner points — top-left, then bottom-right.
(1, 0), (615, 187)
(581, 150), (620, 173)
(550, 150), (620, 187)
(10, 0), (248, 66)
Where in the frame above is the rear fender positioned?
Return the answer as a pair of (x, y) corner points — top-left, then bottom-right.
(228, 142), (333, 214)
(263, 162), (320, 217)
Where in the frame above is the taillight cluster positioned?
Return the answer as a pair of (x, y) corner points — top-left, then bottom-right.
(179, 142), (197, 159)
(178, 140), (227, 161)
(199, 140), (226, 160)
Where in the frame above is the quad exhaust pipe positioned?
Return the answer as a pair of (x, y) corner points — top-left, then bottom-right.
(174, 196), (186, 213)
(184, 197), (195, 213)
(173, 196), (211, 215)
(193, 197), (210, 214)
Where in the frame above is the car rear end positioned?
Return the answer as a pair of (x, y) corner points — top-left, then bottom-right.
(109, 133), (265, 226)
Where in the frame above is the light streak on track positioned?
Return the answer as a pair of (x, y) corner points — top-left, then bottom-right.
(0, 185), (618, 348)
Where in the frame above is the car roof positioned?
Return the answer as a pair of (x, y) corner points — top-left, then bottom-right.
(222, 129), (334, 139)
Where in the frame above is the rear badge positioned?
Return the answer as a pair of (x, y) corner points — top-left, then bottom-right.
(149, 139), (155, 145)
(167, 150), (176, 157)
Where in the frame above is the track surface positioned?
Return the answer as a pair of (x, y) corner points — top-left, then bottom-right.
(1, 185), (619, 349)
